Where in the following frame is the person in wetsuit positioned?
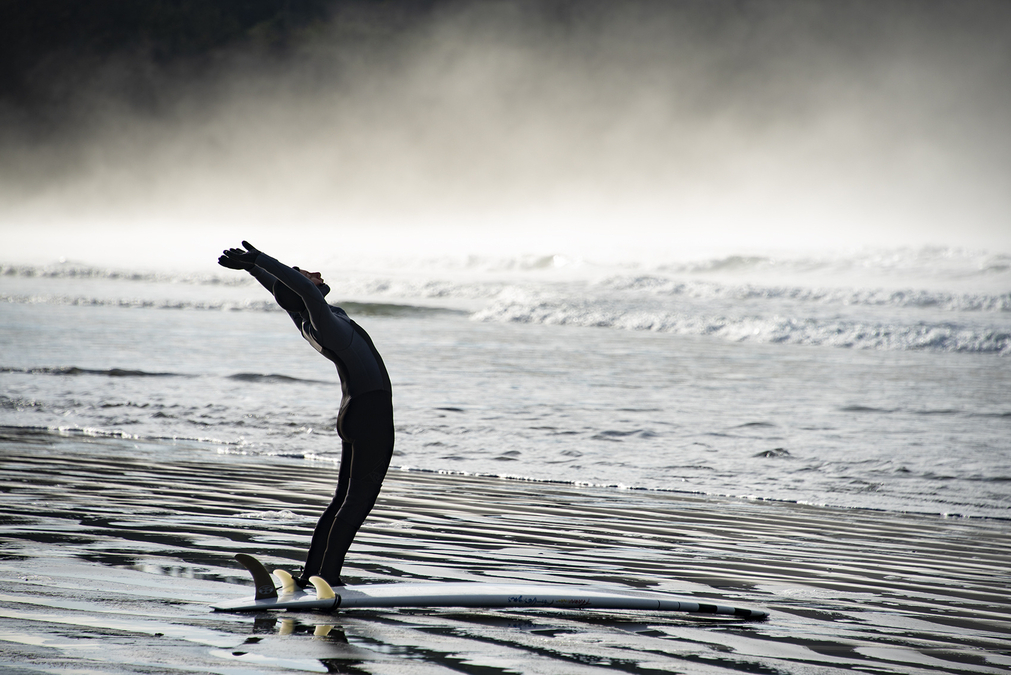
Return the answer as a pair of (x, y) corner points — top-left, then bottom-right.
(218, 241), (394, 587)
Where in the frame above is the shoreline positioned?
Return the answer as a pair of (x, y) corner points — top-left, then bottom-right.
(6, 424), (1009, 522)
(385, 463), (1011, 523)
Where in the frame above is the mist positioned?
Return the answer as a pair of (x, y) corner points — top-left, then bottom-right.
(2, 0), (1010, 271)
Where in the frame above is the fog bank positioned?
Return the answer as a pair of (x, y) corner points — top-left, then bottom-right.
(2, 0), (1010, 270)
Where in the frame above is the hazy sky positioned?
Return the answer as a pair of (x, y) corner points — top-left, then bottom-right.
(3, 1), (1010, 269)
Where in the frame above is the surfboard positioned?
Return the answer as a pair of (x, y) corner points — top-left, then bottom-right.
(212, 554), (768, 620)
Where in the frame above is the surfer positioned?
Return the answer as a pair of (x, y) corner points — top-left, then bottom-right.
(218, 241), (394, 588)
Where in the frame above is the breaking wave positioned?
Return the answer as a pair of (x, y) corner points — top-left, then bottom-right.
(473, 297), (1011, 355)
(4, 246), (1009, 355)
(596, 276), (1011, 312)
(0, 292), (461, 316)
(0, 366), (184, 378)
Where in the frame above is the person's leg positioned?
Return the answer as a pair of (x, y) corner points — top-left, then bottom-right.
(313, 427), (394, 584)
(298, 438), (353, 585)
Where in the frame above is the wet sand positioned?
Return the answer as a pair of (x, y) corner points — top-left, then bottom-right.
(1, 431), (1009, 674)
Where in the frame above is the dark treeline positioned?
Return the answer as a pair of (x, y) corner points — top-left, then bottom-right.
(3, 0), (1009, 138)
(0, 0), (439, 116)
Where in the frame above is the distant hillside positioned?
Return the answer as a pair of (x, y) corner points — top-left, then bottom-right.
(0, 0), (438, 104)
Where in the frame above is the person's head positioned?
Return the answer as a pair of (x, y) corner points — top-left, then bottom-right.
(294, 267), (330, 298)
(294, 267), (324, 286)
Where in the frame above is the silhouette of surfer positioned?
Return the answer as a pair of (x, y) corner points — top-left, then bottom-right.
(218, 241), (394, 587)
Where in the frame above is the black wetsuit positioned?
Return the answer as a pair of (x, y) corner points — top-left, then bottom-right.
(248, 253), (394, 586)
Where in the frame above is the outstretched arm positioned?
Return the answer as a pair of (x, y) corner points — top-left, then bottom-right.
(249, 266), (277, 294)
(218, 244), (302, 329)
(220, 242), (351, 349)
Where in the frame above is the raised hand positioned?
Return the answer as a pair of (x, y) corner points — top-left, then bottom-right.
(218, 242), (260, 270)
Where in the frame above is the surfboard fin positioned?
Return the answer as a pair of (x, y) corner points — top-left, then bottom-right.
(308, 575), (336, 600)
(273, 568), (298, 595)
(234, 553), (278, 600)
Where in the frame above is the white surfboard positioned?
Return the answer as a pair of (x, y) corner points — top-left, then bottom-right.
(211, 555), (768, 620)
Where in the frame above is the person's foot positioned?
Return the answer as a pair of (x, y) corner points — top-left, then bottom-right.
(293, 570), (311, 589)
(294, 573), (344, 588)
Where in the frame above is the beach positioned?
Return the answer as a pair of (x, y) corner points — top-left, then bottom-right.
(1, 430), (1009, 674)
(4, 2), (1011, 671)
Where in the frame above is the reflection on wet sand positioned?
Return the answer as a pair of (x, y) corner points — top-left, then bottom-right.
(0, 432), (1009, 673)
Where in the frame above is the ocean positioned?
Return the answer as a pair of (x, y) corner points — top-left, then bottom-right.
(2, 245), (1009, 516)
